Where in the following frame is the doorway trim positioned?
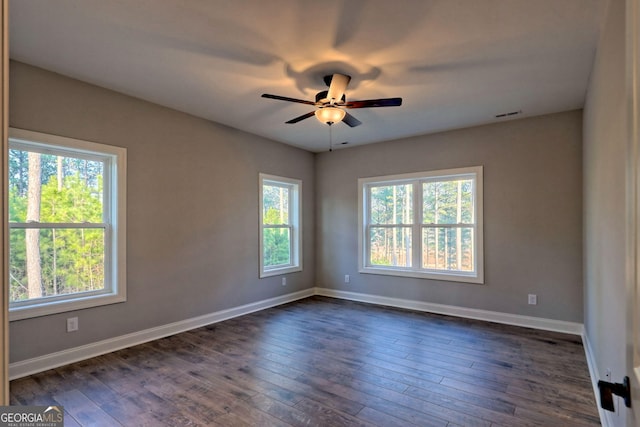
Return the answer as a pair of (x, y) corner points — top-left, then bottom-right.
(1, 0), (10, 405)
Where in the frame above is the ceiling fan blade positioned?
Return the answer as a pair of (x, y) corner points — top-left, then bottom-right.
(262, 93), (315, 105)
(345, 97), (403, 108)
(285, 111), (316, 124)
(326, 74), (351, 103)
(342, 112), (362, 127)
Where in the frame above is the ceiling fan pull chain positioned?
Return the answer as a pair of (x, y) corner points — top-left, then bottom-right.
(329, 123), (333, 152)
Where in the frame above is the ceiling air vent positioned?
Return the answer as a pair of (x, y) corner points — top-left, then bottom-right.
(495, 110), (522, 118)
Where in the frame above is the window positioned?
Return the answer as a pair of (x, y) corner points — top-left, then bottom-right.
(259, 174), (302, 277)
(359, 166), (483, 283)
(8, 128), (126, 320)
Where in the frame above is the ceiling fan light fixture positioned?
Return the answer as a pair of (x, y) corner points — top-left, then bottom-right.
(315, 106), (345, 125)
(262, 72), (401, 128)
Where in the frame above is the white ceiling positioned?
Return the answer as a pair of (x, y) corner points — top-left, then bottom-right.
(9, 0), (606, 152)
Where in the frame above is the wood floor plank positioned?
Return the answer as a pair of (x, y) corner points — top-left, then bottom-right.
(295, 371), (475, 427)
(10, 296), (601, 426)
(247, 365), (367, 416)
(356, 406), (421, 427)
(244, 393), (314, 426)
(208, 393), (298, 427)
(54, 363), (121, 404)
(292, 397), (374, 427)
(514, 405), (601, 427)
(99, 389), (184, 426)
(53, 389), (122, 426)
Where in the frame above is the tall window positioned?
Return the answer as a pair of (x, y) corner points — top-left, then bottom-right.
(8, 128), (126, 320)
(259, 174), (302, 277)
(359, 166), (483, 283)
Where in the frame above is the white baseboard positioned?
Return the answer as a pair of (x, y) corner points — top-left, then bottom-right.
(582, 333), (610, 427)
(314, 287), (584, 335)
(9, 288), (314, 380)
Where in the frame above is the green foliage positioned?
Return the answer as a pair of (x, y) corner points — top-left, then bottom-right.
(8, 188), (26, 223)
(370, 184), (412, 224)
(262, 184), (293, 268)
(263, 208), (291, 267)
(40, 175), (103, 223)
(423, 179), (473, 224)
(262, 184), (289, 224)
(9, 149), (105, 303)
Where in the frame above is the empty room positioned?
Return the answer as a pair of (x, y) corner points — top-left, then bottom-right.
(0, 0), (639, 426)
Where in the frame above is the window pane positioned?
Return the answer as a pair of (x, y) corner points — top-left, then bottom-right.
(370, 184), (413, 224)
(9, 228), (105, 303)
(9, 149), (104, 223)
(263, 227), (291, 268)
(423, 179), (473, 224)
(369, 227), (412, 267)
(263, 184), (290, 225)
(422, 227), (474, 272)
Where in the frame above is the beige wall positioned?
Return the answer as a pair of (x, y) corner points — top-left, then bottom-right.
(316, 111), (584, 322)
(8, 61), (315, 362)
(583, 0), (629, 424)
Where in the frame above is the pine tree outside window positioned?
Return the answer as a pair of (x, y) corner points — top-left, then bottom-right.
(359, 166), (483, 284)
(259, 174), (301, 277)
(8, 129), (126, 320)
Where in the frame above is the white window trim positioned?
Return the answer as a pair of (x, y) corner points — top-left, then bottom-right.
(358, 166), (483, 284)
(259, 173), (302, 278)
(8, 128), (127, 321)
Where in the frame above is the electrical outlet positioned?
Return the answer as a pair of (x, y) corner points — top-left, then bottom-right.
(528, 294), (537, 305)
(281, 277), (286, 286)
(344, 274), (350, 283)
(66, 317), (79, 332)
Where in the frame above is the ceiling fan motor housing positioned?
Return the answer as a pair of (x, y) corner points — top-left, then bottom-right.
(316, 90), (345, 105)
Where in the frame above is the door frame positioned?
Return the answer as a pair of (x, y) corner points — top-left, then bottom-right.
(628, 0), (640, 423)
(1, 0), (9, 405)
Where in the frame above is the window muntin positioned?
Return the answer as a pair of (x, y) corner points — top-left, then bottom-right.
(8, 128), (126, 320)
(359, 167), (483, 283)
(260, 174), (302, 277)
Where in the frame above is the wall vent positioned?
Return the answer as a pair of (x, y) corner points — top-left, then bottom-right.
(495, 110), (522, 118)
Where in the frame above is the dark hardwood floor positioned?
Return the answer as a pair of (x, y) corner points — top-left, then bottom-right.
(10, 296), (601, 426)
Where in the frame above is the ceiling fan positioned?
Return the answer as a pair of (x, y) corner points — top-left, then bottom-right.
(261, 73), (402, 127)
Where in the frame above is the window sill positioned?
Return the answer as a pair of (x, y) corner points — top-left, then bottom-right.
(260, 265), (302, 278)
(359, 266), (484, 284)
(9, 292), (126, 321)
